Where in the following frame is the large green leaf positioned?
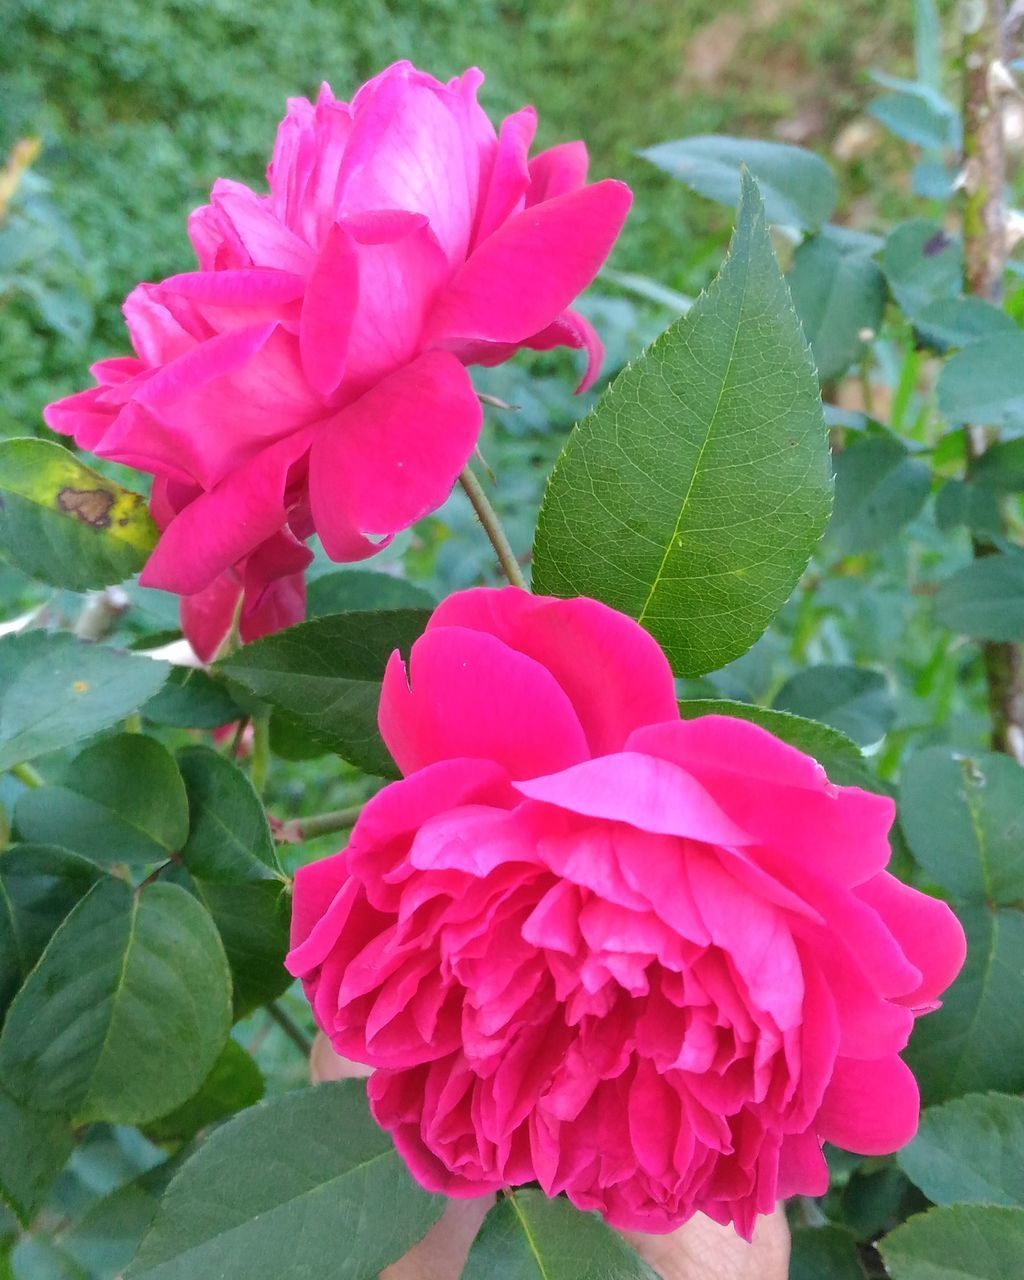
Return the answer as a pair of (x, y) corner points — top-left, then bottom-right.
(899, 1093), (1024, 1208)
(0, 631), (168, 771)
(461, 1189), (656, 1280)
(174, 749), (287, 1019)
(828, 436), (931, 555)
(881, 219), (961, 317)
(937, 332), (1024, 431)
(0, 438), (157, 592)
(218, 610), (430, 776)
(0, 1084), (74, 1225)
(532, 174), (831, 677)
(128, 1080), (443, 1280)
(900, 747), (1024, 903)
(142, 668), (240, 730)
(905, 905), (1024, 1105)
(772, 665), (894, 747)
(0, 879), (231, 1124)
(640, 136), (836, 229)
(935, 554), (1024, 642)
(60, 1157), (182, 1280)
(14, 735), (189, 867)
(880, 1204), (1024, 1280)
(790, 1225), (867, 1280)
(144, 1039), (264, 1144)
(307, 570), (434, 617)
(789, 231), (886, 382)
(0, 844), (102, 1016)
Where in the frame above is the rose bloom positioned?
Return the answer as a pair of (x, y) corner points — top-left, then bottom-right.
(287, 588), (965, 1237)
(43, 62), (630, 659)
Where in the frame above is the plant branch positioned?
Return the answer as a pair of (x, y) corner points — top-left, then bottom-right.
(459, 464), (527, 589)
(267, 1002), (313, 1057)
(274, 804), (364, 845)
(10, 761), (44, 788)
(961, 0), (1024, 762)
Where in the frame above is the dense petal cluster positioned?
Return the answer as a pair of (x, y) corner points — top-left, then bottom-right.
(288, 588), (965, 1236)
(44, 64), (630, 658)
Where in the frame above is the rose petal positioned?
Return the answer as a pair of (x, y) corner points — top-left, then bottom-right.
(816, 1054), (920, 1155)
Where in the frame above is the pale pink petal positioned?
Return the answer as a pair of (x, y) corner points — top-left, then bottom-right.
(310, 350), (481, 542)
(378, 626), (590, 778)
(514, 753), (752, 845)
(427, 588), (677, 755)
(528, 140), (589, 204)
(816, 1055), (920, 1155)
(123, 285), (197, 365)
(426, 180), (632, 347)
(139, 428), (314, 595)
(208, 178), (315, 272)
(856, 873), (966, 1010)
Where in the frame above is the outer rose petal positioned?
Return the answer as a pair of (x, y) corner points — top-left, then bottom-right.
(426, 588), (677, 756)
(425, 180), (633, 347)
(524, 308), (605, 392)
(309, 350), (481, 544)
(140, 427), (314, 595)
(378, 626), (590, 779)
(180, 572), (241, 663)
(856, 873), (967, 1010)
(527, 140), (589, 203)
(816, 1055), (920, 1155)
(299, 222), (358, 396)
(473, 106), (536, 247)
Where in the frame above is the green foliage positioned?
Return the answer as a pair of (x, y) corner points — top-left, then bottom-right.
(0, 1085), (74, 1225)
(828, 436), (931, 555)
(533, 175), (831, 677)
(880, 1205), (1024, 1280)
(899, 1093), (1024, 1208)
(789, 1225), (867, 1280)
(0, 439), (157, 592)
(144, 1040), (263, 1144)
(128, 1080), (444, 1280)
(935, 554), (1024, 642)
(772, 664), (894, 746)
(462, 1190), (657, 1280)
(789, 230), (886, 383)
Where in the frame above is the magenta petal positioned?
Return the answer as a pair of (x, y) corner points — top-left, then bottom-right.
(426, 180), (633, 346)
(378, 625), (590, 778)
(816, 1055), (920, 1155)
(856, 873), (966, 1009)
(427, 588), (677, 755)
(777, 1131), (829, 1198)
(140, 428), (314, 595)
(528, 140), (589, 204)
(300, 222), (358, 396)
(310, 350), (481, 541)
(514, 753), (752, 845)
(473, 106), (536, 246)
(524, 309), (605, 392)
(180, 572), (241, 664)
(290, 851), (351, 951)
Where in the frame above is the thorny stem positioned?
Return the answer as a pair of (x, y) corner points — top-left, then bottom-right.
(274, 804), (364, 845)
(267, 1002), (313, 1057)
(459, 464), (527, 590)
(960, 0), (1024, 762)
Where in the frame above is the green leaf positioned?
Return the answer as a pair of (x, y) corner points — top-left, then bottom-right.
(937, 332), (1024, 430)
(906, 905), (1024, 1104)
(0, 1084), (73, 1225)
(899, 1093), (1024, 1207)
(0, 632), (168, 772)
(882, 219), (962, 317)
(128, 1080), (443, 1280)
(532, 173), (831, 677)
(60, 1157), (182, 1280)
(9, 1237), (89, 1280)
(935, 554), (1024, 642)
(677, 699), (868, 780)
(934, 480), (1002, 536)
(640, 136), (836, 230)
(0, 879), (231, 1125)
(869, 86), (957, 150)
(0, 438), (157, 592)
(790, 1225), (867, 1280)
(971, 436), (1024, 492)
(900, 747), (1024, 903)
(176, 748), (280, 883)
(144, 1039), (264, 1144)
(142, 668), (240, 730)
(461, 1189), (657, 1280)
(828, 436), (931, 555)
(14, 735), (189, 867)
(789, 231), (886, 382)
(880, 1204), (1024, 1280)
(912, 296), (1014, 351)
(0, 844), (102, 1017)
(218, 610), (430, 776)
(772, 665), (893, 747)
(173, 749), (286, 1019)
(307, 571), (434, 617)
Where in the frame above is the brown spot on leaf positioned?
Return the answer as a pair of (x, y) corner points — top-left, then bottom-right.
(58, 487), (114, 529)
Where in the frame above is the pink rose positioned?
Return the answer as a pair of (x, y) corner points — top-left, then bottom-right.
(287, 588), (965, 1238)
(44, 63), (631, 655)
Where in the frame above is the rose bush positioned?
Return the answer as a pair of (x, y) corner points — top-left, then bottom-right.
(43, 61), (630, 657)
(287, 587), (966, 1238)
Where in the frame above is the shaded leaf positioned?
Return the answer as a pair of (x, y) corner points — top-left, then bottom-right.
(533, 173), (831, 677)
(176, 748), (280, 883)
(790, 1225), (867, 1280)
(307, 571), (434, 618)
(144, 1039), (264, 1144)
(935, 554), (1024, 642)
(828, 435), (931, 554)
(937, 332), (1024, 431)
(880, 1204), (1024, 1280)
(142, 668), (240, 730)
(882, 219), (962, 317)
(60, 1158), (182, 1280)
(0, 1084), (73, 1225)
(789, 232), (886, 382)
(899, 1093), (1024, 1207)
(772, 665), (894, 746)
(0, 439), (157, 592)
